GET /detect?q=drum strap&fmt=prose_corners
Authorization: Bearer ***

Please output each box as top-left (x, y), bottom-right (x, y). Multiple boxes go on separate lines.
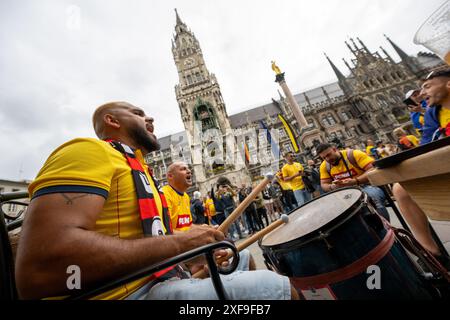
top-left (290, 228), bottom-right (395, 288)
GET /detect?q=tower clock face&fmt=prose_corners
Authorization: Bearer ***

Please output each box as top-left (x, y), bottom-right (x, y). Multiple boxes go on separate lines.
top-left (184, 57), bottom-right (195, 67)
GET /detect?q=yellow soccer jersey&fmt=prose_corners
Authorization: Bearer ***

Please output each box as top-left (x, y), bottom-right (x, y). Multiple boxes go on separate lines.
top-left (276, 172), bottom-right (293, 191)
top-left (162, 185), bottom-right (193, 231)
top-left (406, 135), bottom-right (419, 147)
top-left (320, 150), bottom-right (374, 181)
top-left (439, 108), bottom-right (450, 129)
top-left (205, 198), bottom-right (216, 217)
top-left (281, 162), bottom-right (305, 191)
top-left (29, 138), bottom-right (167, 300)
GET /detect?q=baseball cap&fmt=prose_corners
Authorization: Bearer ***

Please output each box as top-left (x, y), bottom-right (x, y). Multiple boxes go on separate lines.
top-left (404, 89), bottom-right (420, 100)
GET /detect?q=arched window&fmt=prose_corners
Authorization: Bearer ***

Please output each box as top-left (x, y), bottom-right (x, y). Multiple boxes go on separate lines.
top-left (321, 116), bottom-right (330, 127)
top-left (187, 74), bottom-right (193, 85)
top-left (376, 95), bottom-right (389, 108)
top-left (327, 114), bottom-right (336, 125)
top-left (390, 91), bottom-right (403, 104)
top-left (340, 111), bottom-right (350, 121)
top-left (196, 72), bottom-right (202, 82)
top-left (363, 100), bottom-right (373, 110)
top-left (364, 81), bottom-right (370, 89)
top-left (307, 118), bottom-right (316, 127)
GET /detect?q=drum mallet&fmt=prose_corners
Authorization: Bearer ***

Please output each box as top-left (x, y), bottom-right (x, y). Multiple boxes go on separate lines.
top-left (192, 214), bottom-right (289, 279)
top-left (217, 172), bottom-right (274, 234)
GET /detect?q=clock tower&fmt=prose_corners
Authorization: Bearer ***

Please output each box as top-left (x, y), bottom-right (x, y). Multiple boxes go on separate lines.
top-left (172, 9), bottom-right (231, 136)
top-left (171, 9), bottom-right (251, 193)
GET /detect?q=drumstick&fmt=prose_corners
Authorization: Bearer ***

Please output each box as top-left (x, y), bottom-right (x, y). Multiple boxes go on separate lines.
top-left (192, 214), bottom-right (289, 279)
top-left (218, 173), bottom-right (274, 234)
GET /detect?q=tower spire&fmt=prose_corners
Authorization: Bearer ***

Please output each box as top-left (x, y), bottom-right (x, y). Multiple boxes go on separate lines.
top-left (384, 34), bottom-right (409, 61)
top-left (345, 40), bottom-right (356, 56)
top-left (343, 58), bottom-right (355, 76)
top-left (380, 46), bottom-right (394, 63)
top-left (325, 53), bottom-right (346, 81)
top-left (357, 37), bottom-right (370, 54)
top-left (175, 8), bottom-right (183, 25)
top-left (324, 53), bottom-right (352, 96)
top-left (384, 34), bottom-right (420, 73)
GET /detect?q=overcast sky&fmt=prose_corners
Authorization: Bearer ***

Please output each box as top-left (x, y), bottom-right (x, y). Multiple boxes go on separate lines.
top-left (0, 0), bottom-right (446, 182)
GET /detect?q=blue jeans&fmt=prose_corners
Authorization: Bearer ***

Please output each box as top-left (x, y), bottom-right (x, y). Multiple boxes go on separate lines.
top-left (225, 206), bottom-right (242, 238)
top-left (313, 184), bottom-right (325, 196)
top-left (362, 185), bottom-right (390, 222)
top-left (293, 189), bottom-right (312, 208)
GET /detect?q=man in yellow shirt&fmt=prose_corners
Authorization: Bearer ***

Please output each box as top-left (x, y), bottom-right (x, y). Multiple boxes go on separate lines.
top-left (275, 170), bottom-right (297, 212)
top-left (281, 152), bottom-right (311, 207)
top-left (393, 128), bottom-right (419, 151)
top-left (15, 101), bottom-right (296, 300)
top-left (365, 139), bottom-right (376, 156)
top-left (204, 193), bottom-right (217, 225)
top-left (162, 162), bottom-right (194, 231)
top-left (317, 143), bottom-right (390, 221)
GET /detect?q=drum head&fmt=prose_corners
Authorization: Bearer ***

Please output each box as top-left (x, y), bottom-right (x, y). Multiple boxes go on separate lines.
top-left (261, 188), bottom-right (363, 247)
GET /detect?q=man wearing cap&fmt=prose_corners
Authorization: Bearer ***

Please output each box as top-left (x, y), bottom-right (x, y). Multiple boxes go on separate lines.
top-left (392, 68), bottom-right (450, 270)
top-left (420, 69), bottom-right (450, 144)
top-left (404, 89), bottom-right (427, 136)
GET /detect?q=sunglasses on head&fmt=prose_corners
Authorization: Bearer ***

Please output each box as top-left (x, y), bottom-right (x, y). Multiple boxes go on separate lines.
top-left (425, 69), bottom-right (450, 80)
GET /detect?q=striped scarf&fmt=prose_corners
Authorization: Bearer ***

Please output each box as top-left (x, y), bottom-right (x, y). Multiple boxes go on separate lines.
top-left (107, 140), bottom-right (172, 236)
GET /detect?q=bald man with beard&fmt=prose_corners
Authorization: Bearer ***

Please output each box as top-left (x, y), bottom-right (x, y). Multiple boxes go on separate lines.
top-left (162, 162), bottom-right (194, 231)
top-left (16, 101), bottom-right (298, 300)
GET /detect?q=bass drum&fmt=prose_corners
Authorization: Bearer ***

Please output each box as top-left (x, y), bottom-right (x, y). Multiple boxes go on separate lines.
top-left (259, 188), bottom-right (435, 300)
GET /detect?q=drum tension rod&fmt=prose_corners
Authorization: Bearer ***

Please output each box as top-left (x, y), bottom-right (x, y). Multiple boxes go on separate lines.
top-left (319, 231), bottom-right (333, 250)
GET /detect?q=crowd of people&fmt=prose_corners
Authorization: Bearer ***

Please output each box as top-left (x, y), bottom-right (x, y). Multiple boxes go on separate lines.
top-left (13, 68), bottom-right (450, 300)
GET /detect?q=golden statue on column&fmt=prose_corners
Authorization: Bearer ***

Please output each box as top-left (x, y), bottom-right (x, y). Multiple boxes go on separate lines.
top-left (271, 61), bottom-right (282, 75)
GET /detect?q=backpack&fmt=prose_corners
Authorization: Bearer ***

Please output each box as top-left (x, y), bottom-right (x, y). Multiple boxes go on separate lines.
top-left (325, 149), bottom-right (363, 178)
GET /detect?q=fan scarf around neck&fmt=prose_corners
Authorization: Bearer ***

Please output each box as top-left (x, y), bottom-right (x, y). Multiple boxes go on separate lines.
top-left (106, 140), bottom-right (172, 237)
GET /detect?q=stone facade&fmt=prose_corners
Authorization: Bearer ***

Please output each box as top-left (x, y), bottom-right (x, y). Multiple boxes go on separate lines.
top-left (145, 12), bottom-right (446, 195)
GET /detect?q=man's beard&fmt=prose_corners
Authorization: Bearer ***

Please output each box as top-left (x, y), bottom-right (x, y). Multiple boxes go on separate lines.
top-left (329, 156), bottom-right (341, 166)
top-left (128, 126), bottom-right (160, 153)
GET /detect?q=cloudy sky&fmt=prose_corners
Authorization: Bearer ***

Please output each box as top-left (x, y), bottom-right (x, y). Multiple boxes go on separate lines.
top-left (0, 0), bottom-right (445, 182)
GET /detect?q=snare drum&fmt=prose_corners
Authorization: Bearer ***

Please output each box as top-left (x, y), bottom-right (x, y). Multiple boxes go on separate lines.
top-left (259, 188), bottom-right (435, 300)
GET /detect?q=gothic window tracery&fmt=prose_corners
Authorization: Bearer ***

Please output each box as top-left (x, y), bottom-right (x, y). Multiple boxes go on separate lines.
top-left (193, 102), bottom-right (218, 131)
top-left (376, 95), bottom-right (389, 108)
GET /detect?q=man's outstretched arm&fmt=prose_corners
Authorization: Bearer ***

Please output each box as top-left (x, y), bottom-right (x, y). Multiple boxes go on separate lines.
top-left (15, 192), bottom-right (223, 299)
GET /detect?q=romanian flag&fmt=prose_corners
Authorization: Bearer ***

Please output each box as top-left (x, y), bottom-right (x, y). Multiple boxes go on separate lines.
top-left (278, 114), bottom-right (299, 152)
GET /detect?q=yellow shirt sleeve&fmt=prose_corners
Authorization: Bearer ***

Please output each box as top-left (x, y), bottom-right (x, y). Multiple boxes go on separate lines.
top-left (281, 165), bottom-right (289, 180)
top-left (439, 107), bottom-right (450, 129)
top-left (29, 138), bottom-right (115, 197)
top-left (407, 135), bottom-right (419, 147)
top-left (353, 149), bottom-right (375, 170)
top-left (162, 186), bottom-right (175, 220)
top-left (319, 161), bottom-right (331, 180)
